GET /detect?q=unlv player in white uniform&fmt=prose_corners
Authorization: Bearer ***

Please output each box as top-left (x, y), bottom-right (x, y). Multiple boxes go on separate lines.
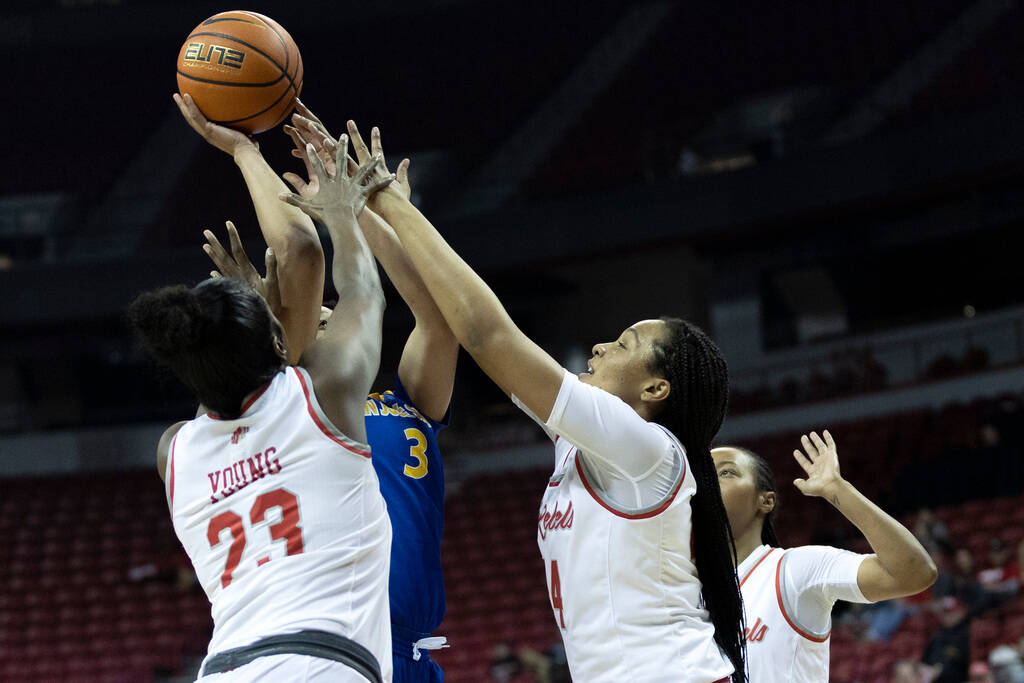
top-left (319, 122), bottom-right (747, 682)
top-left (713, 431), bottom-right (938, 682)
top-left (131, 140), bottom-right (396, 681)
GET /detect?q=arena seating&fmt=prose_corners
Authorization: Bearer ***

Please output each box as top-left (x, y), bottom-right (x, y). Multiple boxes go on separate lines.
top-left (1, 392), bottom-right (1021, 681)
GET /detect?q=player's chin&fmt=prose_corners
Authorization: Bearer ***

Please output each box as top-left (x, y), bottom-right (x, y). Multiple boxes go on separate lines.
top-left (577, 371), bottom-right (594, 384)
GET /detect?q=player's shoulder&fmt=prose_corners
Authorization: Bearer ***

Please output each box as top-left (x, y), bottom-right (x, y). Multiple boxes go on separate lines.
top-left (156, 421), bottom-right (188, 482)
top-left (783, 544), bottom-right (854, 565)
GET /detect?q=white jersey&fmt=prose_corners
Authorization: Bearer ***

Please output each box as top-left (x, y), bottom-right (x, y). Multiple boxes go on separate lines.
top-left (738, 544), bottom-right (871, 683)
top-left (167, 366), bottom-right (393, 681)
top-left (524, 370), bottom-right (733, 683)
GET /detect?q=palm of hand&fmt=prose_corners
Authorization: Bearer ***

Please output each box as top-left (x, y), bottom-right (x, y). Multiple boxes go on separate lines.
top-left (793, 430), bottom-right (843, 498)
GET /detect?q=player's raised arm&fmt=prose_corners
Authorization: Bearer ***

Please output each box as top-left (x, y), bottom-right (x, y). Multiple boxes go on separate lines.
top-left (281, 137), bottom-right (394, 443)
top-left (287, 109), bottom-right (457, 422)
top-left (328, 121), bottom-right (563, 421)
top-left (173, 93), bottom-right (324, 363)
top-left (792, 430), bottom-right (938, 601)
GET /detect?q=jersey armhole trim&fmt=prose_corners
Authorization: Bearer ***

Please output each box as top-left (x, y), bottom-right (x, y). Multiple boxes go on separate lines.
top-left (574, 445), bottom-right (687, 520)
top-left (168, 433), bottom-right (178, 510)
top-left (292, 366), bottom-right (372, 459)
top-left (775, 550), bottom-right (831, 642)
top-left (740, 547), bottom-right (777, 587)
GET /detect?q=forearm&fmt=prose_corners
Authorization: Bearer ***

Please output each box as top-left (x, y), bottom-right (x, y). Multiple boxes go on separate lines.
top-left (374, 194), bottom-right (513, 354)
top-left (234, 147), bottom-right (322, 264)
top-left (234, 147), bottom-right (324, 360)
top-left (325, 209), bottom-right (384, 308)
top-left (827, 480), bottom-right (937, 593)
top-left (358, 208), bottom-right (452, 334)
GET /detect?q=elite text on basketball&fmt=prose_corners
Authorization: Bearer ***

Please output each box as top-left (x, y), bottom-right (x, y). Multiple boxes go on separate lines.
top-left (183, 42), bottom-right (245, 70)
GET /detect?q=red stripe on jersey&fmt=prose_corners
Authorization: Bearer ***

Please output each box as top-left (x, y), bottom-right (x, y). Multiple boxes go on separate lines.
top-left (169, 434), bottom-right (178, 508)
top-left (740, 547), bottom-right (777, 587)
top-left (574, 449), bottom-right (687, 520)
top-left (292, 367), bottom-right (371, 458)
top-left (775, 551), bottom-right (830, 642)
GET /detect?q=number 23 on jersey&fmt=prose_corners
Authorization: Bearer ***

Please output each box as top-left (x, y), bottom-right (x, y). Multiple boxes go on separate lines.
top-left (207, 487), bottom-right (304, 587)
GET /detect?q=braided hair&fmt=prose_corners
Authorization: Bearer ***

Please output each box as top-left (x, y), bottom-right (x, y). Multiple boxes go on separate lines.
top-left (127, 278), bottom-right (285, 419)
top-left (649, 316), bottom-right (747, 682)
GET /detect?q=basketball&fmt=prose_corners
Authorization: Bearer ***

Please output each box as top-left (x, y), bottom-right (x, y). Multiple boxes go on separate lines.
top-left (176, 11), bottom-right (303, 135)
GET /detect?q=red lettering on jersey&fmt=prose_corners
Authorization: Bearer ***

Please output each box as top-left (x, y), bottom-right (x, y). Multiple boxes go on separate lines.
top-left (223, 466), bottom-right (236, 490)
top-left (208, 470), bottom-right (221, 495)
top-left (233, 461), bottom-right (248, 486)
top-left (538, 501), bottom-right (574, 540)
top-left (266, 447), bottom-right (282, 474)
top-left (230, 426), bottom-right (249, 444)
top-left (743, 617), bottom-right (768, 642)
top-left (248, 453), bottom-right (266, 480)
top-left (205, 447), bottom-right (281, 505)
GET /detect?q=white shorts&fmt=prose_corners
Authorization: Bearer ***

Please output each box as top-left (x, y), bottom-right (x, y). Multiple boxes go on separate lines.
top-left (198, 653), bottom-right (374, 682)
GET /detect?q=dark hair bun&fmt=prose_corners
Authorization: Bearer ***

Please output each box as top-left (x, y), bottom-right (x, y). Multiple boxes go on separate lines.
top-left (127, 285), bottom-right (210, 358)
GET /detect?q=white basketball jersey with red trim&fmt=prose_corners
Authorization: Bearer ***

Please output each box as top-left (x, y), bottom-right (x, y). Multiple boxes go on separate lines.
top-left (739, 546), bottom-right (829, 683)
top-left (168, 366), bottom-right (392, 679)
top-left (537, 432), bottom-right (733, 683)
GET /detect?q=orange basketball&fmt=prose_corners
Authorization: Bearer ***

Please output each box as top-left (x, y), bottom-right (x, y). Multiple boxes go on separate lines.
top-left (176, 11), bottom-right (303, 135)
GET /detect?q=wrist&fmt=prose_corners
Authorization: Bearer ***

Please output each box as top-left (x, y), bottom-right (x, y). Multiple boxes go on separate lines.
top-left (822, 478), bottom-right (854, 505)
top-left (232, 144), bottom-right (262, 164)
top-left (373, 189), bottom-right (409, 215)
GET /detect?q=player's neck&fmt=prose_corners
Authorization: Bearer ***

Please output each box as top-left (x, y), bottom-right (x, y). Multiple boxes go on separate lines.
top-left (733, 524), bottom-right (766, 568)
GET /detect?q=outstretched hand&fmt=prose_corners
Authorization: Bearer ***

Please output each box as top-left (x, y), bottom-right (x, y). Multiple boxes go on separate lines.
top-left (173, 93), bottom-right (257, 157)
top-left (792, 430), bottom-right (845, 499)
top-left (282, 101), bottom-right (412, 202)
top-left (202, 221), bottom-right (282, 318)
top-left (279, 134), bottom-right (395, 223)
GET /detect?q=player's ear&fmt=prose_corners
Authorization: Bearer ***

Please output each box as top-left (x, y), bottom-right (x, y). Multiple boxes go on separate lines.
top-left (759, 491), bottom-right (777, 515)
top-left (641, 378), bottom-right (670, 404)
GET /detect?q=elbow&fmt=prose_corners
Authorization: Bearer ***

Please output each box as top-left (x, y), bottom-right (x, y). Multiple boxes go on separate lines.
top-left (281, 230), bottom-right (324, 265)
top-left (920, 557), bottom-right (939, 590)
top-left (459, 324), bottom-right (502, 359)
top-left (903, 555), bottom-right (939, 595)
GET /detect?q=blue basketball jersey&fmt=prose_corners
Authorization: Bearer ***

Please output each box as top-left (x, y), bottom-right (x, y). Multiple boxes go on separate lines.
top-left (364, 375), bottom-right (448, 637)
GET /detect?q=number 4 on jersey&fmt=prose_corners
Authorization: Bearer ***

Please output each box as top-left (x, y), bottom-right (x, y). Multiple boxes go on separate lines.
top-left (550, 559), bottom-right (566, 628)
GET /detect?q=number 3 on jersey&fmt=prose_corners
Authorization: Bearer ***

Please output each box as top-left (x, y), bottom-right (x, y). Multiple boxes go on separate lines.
top-left (403, 428), bottom-right (429, 479)
top-left (207, 487), bottom-right (304, 588)
top-left (549, 559), bottom-right (566, 628)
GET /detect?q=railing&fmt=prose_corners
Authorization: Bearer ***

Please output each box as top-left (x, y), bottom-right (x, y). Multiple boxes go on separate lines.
top-left (729, 306), bottom-right (1024, 413)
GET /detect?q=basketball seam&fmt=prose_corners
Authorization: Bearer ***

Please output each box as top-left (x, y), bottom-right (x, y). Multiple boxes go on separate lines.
top-left (180, 15), bottom-right (302, 131)
top-left (202, 17), bottom-right (260, 26)
top-left (237, 12), bottom-right (302, 129)
top-left (209, 79), bottom-right (297, 125)
top-left (176, 69), bottom-right (282, 88)
top-left (242, 12), bottom-right (302, 85)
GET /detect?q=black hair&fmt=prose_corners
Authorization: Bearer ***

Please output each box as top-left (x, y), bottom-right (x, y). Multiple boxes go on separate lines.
top-left (649, 316), bottom-right (746, 682)
top-left (732, 447), bottom-right (781, 547)
top-left (127, 278), bottom-right (285, 419)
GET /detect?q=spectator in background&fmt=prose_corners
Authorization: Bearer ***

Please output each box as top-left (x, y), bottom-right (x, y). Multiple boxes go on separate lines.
top-left (891, 658), bottom-right (939, 683)
top-left (519, 642), bottom-right (570, 683)
top-left (978, 538), bottom-right (1022, 606)
top-left (970, 661), bottom-right (996, 683)
top-left (488, 642), bottom-right (522, 682)
top-left (989, 644), bottom-right (1024, 683)
top-left (934, 548), bottom-right (988, 612)
top-left (922, 596), bottom-right (972, 683)
top-left (913, 508), bottom-right (952, 556)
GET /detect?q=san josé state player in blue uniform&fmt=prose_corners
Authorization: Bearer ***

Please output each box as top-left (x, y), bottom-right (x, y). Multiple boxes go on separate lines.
top-left (195, 99), bottom-right (458, 682)
top-left (286, 108), bottom-right (458, 683)
top-left (314, 204), bottom-right (456, 683)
